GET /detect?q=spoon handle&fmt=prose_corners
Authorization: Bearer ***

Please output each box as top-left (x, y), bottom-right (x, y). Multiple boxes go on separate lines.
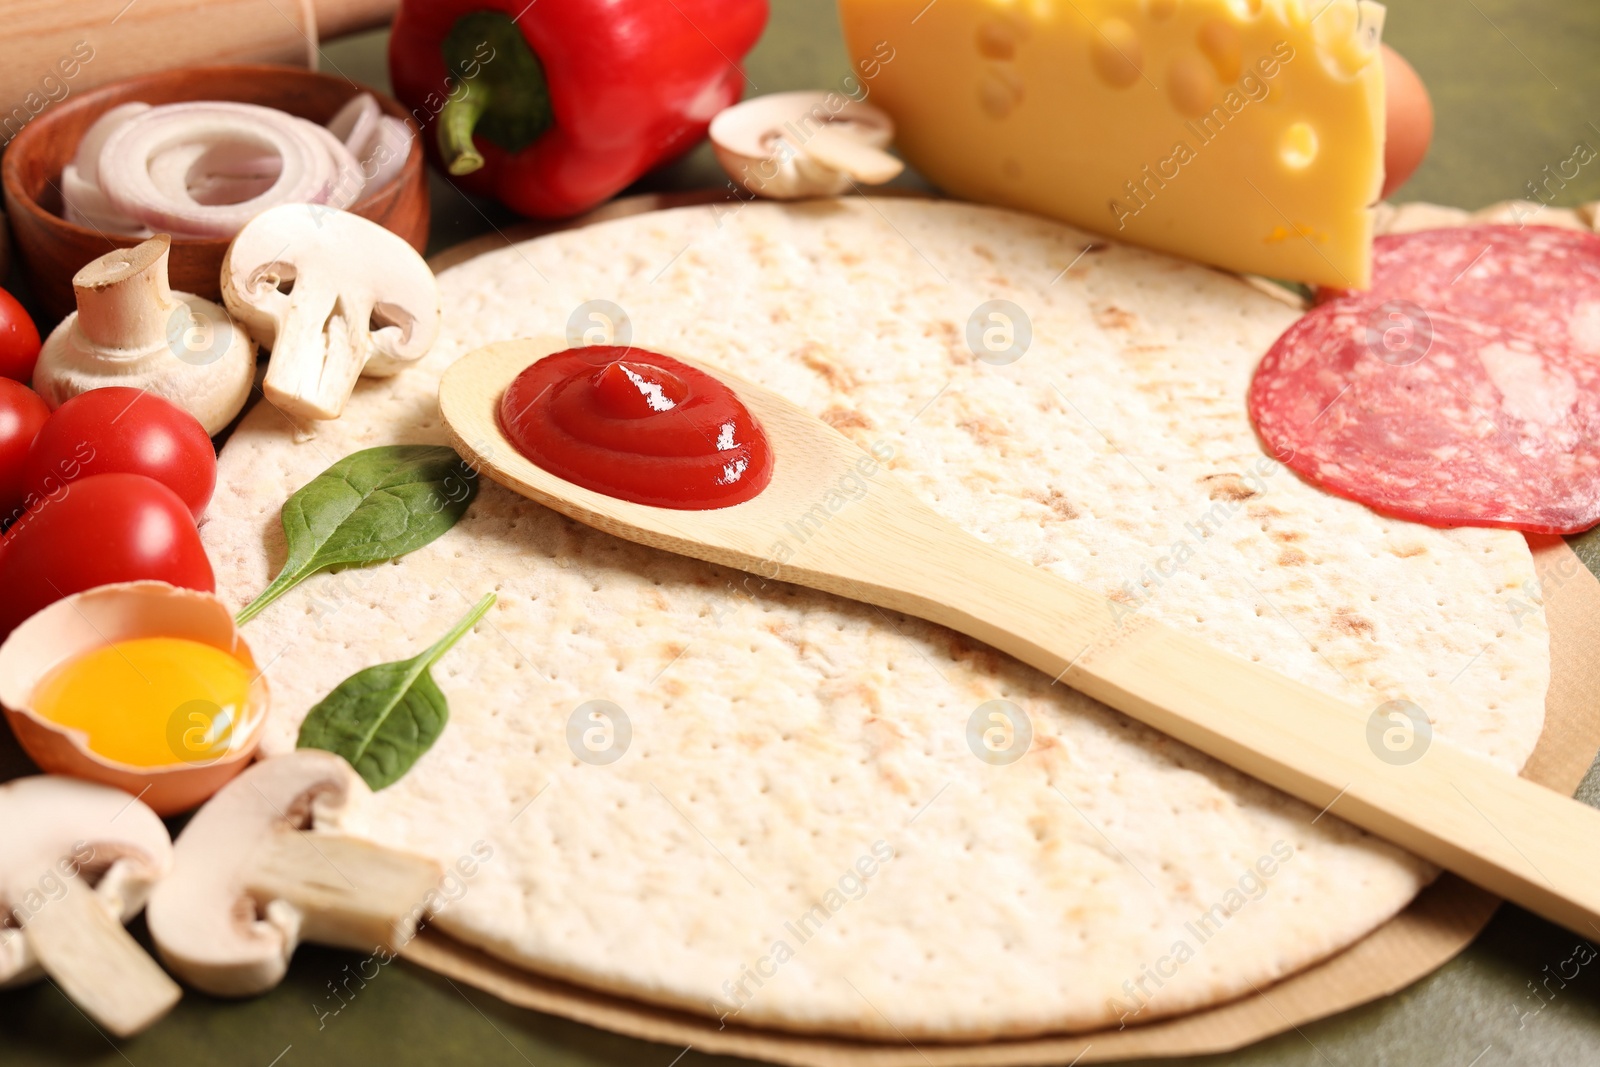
top-left (789, 486), bottom-right (1600, 937)
top-left (437, 338), bottom-right (1599, 936)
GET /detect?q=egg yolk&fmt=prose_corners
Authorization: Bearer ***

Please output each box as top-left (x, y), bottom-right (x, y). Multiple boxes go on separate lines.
top-left (32, 637), bottom-right (252, 768)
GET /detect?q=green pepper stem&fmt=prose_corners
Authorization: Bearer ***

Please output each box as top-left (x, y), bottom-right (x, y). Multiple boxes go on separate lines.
top-left (438, 87), bottom-right (491, 176)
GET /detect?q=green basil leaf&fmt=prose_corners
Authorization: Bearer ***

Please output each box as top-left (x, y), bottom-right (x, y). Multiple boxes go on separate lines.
top-left (237, 445), bottom-right (480, 625)
top-left (297, 593), bottom-right (495, 790)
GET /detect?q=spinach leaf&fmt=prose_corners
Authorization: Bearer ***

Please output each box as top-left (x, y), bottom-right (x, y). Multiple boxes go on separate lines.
top-left (237, 445), bottom-right (479, 625)
top-left (297, 593), bottom-right (496, 790)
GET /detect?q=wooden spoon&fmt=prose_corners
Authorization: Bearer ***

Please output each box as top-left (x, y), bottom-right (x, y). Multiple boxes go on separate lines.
top-left (441, 337), bottom-right (1600, 938)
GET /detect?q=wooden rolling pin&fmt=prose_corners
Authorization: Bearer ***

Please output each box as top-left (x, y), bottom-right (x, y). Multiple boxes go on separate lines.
top-left (0, 0), bottom-right (398, 136)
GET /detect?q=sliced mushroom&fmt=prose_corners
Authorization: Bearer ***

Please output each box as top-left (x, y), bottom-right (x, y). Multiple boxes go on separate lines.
top-left (0, 776), bottom-right (180, 1037)
top-left (710, 91), bottom-right (902, 200)
top-left (33, 235), bottom-right (256, 435)
top-left (221, 204), bottom-right (440, 422)
top-left (146, 750), bottom-right (441, 997)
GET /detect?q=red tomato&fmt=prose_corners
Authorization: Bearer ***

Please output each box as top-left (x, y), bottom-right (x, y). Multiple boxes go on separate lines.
top-left (21, 387), bottom-right (216, 520)
top-left (0, 378), bottom-right (50, 523)
top-left (0, 287), bottom-right (41, 383)
top-left (0, 473), bottom-right (215, 642)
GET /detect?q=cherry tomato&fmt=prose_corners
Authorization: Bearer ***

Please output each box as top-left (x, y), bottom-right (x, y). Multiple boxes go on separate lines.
top-left (0, 473), bottom-right (215, 642)
top-left (21, 387), bottom-right (216, 520)
top-left (0, 378), bottom-right (50, 524)
top-left (0, 287), bottom-right (41, 383)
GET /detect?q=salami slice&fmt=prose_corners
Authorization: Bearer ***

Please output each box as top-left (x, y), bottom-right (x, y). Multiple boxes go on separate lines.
top-left (1250, 225), bottom-right (1600, 535)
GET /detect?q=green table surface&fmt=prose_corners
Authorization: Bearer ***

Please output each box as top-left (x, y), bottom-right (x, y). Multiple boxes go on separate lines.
top-left (5, 2), bottom-right (1600, 1064)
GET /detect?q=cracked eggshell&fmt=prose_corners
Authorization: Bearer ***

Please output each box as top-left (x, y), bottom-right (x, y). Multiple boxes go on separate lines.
top-left (0, 582), bottom-right (269, 815)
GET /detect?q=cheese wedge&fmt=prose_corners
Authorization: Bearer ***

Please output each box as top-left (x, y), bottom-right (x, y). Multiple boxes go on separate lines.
top-left (840, 0), bottom-right (1386, 288)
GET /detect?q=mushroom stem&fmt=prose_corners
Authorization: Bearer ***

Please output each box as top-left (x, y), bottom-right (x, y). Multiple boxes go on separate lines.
top-left (222, 204), bottom-right (440, 424)
top-left (23, 869), bottom-right (181, 1038)
top-left (71, 235), bottom-right (182, 354)
top-left (147, 751), bottom-right (443, 998)
top-left (260, 290), bottom-right (372, 421)
top-left (796, 126), bottom-right (904, 185)
top-left (243, 831), bottom-right (441, 954)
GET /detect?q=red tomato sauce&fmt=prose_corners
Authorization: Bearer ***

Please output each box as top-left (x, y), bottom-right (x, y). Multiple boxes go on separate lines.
top-left (498, 346), bottom-right (773, 510)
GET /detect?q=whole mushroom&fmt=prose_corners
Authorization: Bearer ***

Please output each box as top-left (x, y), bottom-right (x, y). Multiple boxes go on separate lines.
top-left (0, 776), bottom-right (180, 1037)
top-left (222, 205), bottom-right (440, 422)
top-left (146, 750), bottom-right (440, 997)
top-left (32, 235), bottom-right (255, 435)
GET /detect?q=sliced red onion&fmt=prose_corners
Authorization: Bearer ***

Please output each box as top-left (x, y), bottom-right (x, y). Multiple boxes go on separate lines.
top-left (63, 97), bottom-right (408, 239)
top-left (152, 141), bottom-right (282, 207)
top-left (61, 103), bottom-right (156, 234)
top-left (73, 102), bottom-right (151, 187)
top-left (360, 117), bottom-right (414, 193)
top-left (328, 93), bottom-right (381, 156)
top-left (328, 94), bottom-right (412, 201)
top-left (61, 162), bottom-right (153, 237)
top-left (95, 102), bottom-right (360, 238)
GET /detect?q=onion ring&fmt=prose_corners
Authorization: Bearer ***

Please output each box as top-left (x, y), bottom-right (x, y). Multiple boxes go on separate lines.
top-left (327, 93), bottom-right (381, 156)
top-left (93, 102), bottom-right (362, 239)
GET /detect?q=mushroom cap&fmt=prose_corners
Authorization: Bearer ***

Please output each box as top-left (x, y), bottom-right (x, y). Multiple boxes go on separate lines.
top-left (145, 749), bottom-right (365, 997)
top-left (221, 203), bottom-right (440, 373)
top-left (0, 776), bottom-right (171, 987)
top-left (710, 91), bottom-right (897, 200)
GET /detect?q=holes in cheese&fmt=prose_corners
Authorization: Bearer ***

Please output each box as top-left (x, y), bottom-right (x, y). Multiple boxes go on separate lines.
top-left (1198, 19), bottom-right (1243, 81)
top-left (975, 18), bottom-right (1023, 60)
top-left (1168, 53), bottom-right (1220, 117)
top-left (1281, 122), bottom-right (1319, 168)
top-left (980, 65), bottom-right (1027, 119)
top-left (1090, 19), bottom-right (1144, 89)
top-left (840, 0), bottom-right (1385, 288)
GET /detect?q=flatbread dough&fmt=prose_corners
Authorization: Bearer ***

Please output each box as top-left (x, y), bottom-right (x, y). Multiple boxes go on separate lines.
top-left (202, 199), bottom-right (1547, 1040)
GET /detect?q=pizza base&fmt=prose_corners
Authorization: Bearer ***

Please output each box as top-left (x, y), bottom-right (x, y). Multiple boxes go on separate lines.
top-left (201, 199), bottom-right (1548, 1039)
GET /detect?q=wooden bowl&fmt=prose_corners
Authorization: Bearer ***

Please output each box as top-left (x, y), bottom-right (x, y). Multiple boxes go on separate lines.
top-left (2, 64), bottom-right (429, 322)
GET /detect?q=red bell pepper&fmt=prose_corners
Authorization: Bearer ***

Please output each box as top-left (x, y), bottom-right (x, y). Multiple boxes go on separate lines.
top-left (388, 0), bottom-right (768, 219)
